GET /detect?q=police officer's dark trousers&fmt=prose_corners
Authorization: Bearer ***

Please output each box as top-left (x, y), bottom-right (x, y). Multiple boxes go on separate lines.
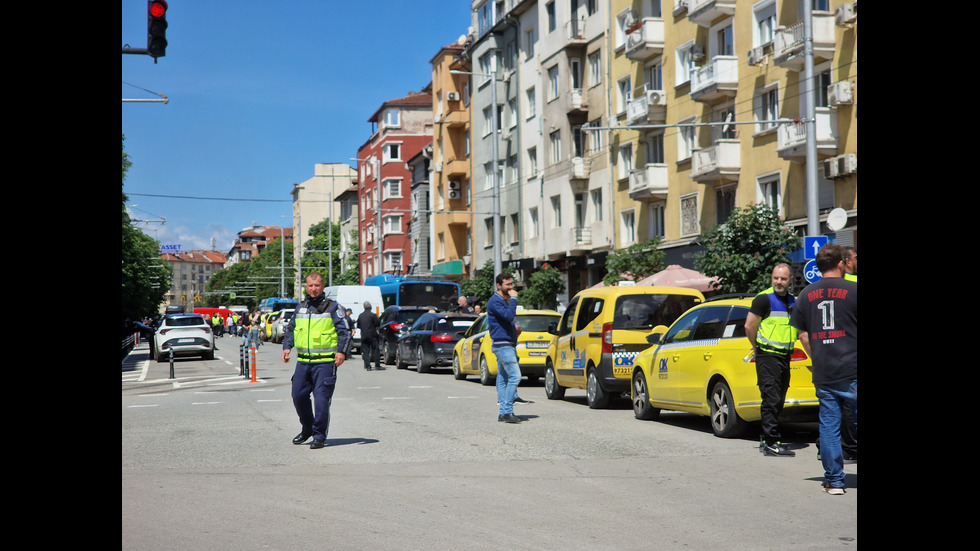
top-left (756, 351), bottom-right (791, 444)
top-left (291, 361), bottom-right (337, 442)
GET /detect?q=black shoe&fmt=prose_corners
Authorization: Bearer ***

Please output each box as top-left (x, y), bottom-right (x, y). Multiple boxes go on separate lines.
top-left (498, 413), bottom-right (522, 423)
top-left (292, 432), bottom-right (312, 445)
top-left (365, 367), bottom-right (373, 371)
top-left (513, 396), bottom-right (533, 404)
top-left (762, 442), bottom-right (796, 457)
top-left (375, 366), bottom-right (385, 370)
top-left (310, 439), bottom-right (325, 449)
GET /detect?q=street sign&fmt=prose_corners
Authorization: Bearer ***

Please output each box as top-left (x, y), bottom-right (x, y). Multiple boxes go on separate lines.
top-left (803, 236), bottom-right (828, 260)
top-left (804, 260), bottom-right (822, 283)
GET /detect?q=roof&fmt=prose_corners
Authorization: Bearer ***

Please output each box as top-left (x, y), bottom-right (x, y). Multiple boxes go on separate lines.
top-left (368, 91), bottom-right (433, 123)
top-left (161, 249), bottom-right (228, 264)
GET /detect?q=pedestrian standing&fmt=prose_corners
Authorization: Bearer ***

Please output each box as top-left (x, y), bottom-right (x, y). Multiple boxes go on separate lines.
top-left (456, 295), bottom-right (475, 314)
top-left (745, 263), bottom-right (798, 457)
top-left (248, 310), bottom-right (262, 349)
top-left (281, 273), bottom-right (351, 449)
top-left (790, 244), bottom-right (858, 495)
top-left (357, 301), bottom-right (383, 371)
top-left (487, 273), bottom-right (522, 424)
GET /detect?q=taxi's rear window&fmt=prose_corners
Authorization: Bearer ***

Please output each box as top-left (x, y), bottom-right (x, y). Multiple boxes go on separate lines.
top-left (613, 294), bottom-right (700, 330)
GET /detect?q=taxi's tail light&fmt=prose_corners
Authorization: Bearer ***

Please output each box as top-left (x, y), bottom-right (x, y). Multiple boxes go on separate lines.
top-left (391, 323), bottom-right (405, 332)
top-left (790, 347), bottom-right (808, 361)
top-left (601, 322), bottom-right (613, 354)
top-left (431, 334), bottom-right (453, 342)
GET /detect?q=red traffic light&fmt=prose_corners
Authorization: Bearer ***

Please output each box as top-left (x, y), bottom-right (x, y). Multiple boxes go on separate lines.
top-left (149, 1), bottom-right (168, 18)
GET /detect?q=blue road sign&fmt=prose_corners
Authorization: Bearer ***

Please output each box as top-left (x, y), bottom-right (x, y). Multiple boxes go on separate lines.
top-left (803, 236), bottom-right (828, 260)
top-left (804, 259), bottom-right (822, 283)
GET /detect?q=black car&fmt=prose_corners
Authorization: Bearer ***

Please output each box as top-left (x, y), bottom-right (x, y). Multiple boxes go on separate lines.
top-left (395, 312), bottom-right (478, 373)
top-left (379, 306), bottom-right (432, 365)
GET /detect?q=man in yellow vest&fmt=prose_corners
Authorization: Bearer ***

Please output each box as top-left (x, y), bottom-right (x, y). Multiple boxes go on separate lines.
top-left (843, 246), bottom-right (857, 282)
top-left (745, 263), bottom-right (798, 457)
top-left (281, 272), bottom-right (351, 449)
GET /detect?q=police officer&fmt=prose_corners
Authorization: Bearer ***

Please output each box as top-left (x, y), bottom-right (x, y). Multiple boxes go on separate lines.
top-left (281, 272), bottom-right (351, 449)
top-left (745, 263), bottom-right (798, 457)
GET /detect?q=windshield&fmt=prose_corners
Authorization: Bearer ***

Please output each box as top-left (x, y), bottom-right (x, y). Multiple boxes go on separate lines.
top-left (399, 283), bottom-right (458, 311)
top-left (613, 294), bottom-right (700, 330)
top-left (517, 315), bottom-right (560, 332)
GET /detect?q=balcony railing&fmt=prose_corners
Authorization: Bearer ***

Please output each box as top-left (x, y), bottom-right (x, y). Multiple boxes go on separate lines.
top-left (687, 0), bottom-right (736, 27)
top-left (625, 17), bottom-right (664, 61)
top-left (690, 140), bottom-right (740, 183)
top-left (628, 164), bottom-right (669, 200)
top-left (773, 14), bottom-right (836, 71)
top-left (571, 156), bottom-right (592, 180)
top-left (776, 111), bottom-right (838, 160)
top-left (690, 56), bottom-right (738, 103)
top-left (573, 226), bottom-right (592, 245)
top-left (567, 88), bottom-right (588, 113)
top-left (626, 87), bottom-right (667, 126)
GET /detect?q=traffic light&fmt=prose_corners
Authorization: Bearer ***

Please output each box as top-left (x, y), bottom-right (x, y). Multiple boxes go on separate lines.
top-left (147, 0), bottom-right (169, 59)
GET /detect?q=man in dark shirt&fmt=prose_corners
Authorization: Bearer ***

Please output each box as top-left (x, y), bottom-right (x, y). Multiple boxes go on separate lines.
top-left (356, 301), bottom-right (383, 371)
top-left (790, 244), bottom-right (857, 495)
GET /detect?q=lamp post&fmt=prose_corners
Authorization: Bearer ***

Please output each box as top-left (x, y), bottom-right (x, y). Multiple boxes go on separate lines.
top-left (450, 69), bottom-right (501, 278)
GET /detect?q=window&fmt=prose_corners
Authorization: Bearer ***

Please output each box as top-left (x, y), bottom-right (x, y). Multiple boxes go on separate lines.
top-left (758, 174), bottom-right (782, 216)
top-left (383, 143), bottom-right (401, 162)
top-left (815, 67), bottom-right (832, 108)
top-left (590, 189), bottom-right (603, 222)
top-left (546, 1), bottom-right (556, 32)
top-left (548, 66), bottom-right (559, 101)
top-left (648, 202), bottom-right (665, 238)
top-left (716, 185), bottom-right (736, 225)
top-left (588, 51), bottom-right (602, 87)
top-left (483, 107), bottom-right (494, 136)
top-left (525, 87), bottom-right (536, 119)
top-left (646, 132), bottom-right (664, 164)
top-left (588, 118), bottom-right (603, 152)
top-left (572, 125), bottom-right (584, 157)
top-left (715, 105), bottom-right (736, 140)
top-left (525, 27), bottom-right (536, 57)
top-left (507, 154), bottom-right (518, 185)
top-left (551, 195), bottom-right (562, 228)
top-left (617, 142), bottom-right (633, 181)
top-left (384, 109), bottom-right (400, 127)
top-left (643, 61), bottom-right (663, 91)
top-left (384, 251), bottom-right (402, 272)
top-left (714, 23), bottom-right (733, 56)
top-left (620, 209), bottom-right (636, 247)
top-left (754, 84), bottom-right (779, 133)
top-left (570, 58), bottom-right (582, 90)
top-left (617, 75), bottom-right (632, 113)
top-left (680, 192), bottom-right (699, 237)
top-left (510, 214), bottom-right (520, 244)
top-left (528, 207), bottom-right (539, 237)
top-left (508, 98), bottom-right (517, 129)
top-left (753, 0), bottom-right (776, 47)
top-left (527, 147), bottom-right (538, 177)
top-left (550, 130), bottom-right (562, 165)
top-left (383, 215), bottom-right (402, 233)
top-left (478, 51), bottom-right (496, 86)
top-left (478, 1), bottom-right (496, 36)
top-left (675, 41), bottom-right (697, 86)
top-left (615, 10), bottom-right (630, 49)
top-left (677, 117), bottom-right (696, 160)
top-left (484, 162), bottom-right (497, 190)
top-left (383, 178), bottom-right (402, 199)
top-left (484, 218), bottom-right (494, 247)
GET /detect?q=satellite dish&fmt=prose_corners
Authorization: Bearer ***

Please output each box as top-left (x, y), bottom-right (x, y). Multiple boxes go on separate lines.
top-left (826, 207), bottom-right (848, 232)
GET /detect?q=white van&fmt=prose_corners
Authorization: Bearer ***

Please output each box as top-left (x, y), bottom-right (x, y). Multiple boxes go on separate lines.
top-left (324, 285), bottom-right (384, 354)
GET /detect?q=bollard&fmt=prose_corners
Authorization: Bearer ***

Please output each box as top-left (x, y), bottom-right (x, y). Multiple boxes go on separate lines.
top-left (134, 331), bottom-right (140, 346)
top-left (240, 343), bottom-right (246, 377)
top-left (250, 345), bottom-right (257, 383)
top-left (169, 347), bottom-right (175, 379)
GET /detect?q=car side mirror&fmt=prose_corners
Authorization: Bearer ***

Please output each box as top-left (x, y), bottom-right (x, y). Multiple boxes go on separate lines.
top-left (547, 322), bottom-right (558, 335)
top-left (646, 333), bottom-right (663, 345)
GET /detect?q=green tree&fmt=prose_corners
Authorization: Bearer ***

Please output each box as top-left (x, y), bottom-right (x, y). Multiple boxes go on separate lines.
top-left (602, 238), bottom-right (666, 286)
top-left (519, 263), bottom-right (565, 310)
top-left (694, 203), bottom-right (802, 294)
top-left (121, 134), bottom-right (170, 329)
top-left (460, 260), bottom-right (513, 307)
top-left (301, 219), bottom-right (350, 284)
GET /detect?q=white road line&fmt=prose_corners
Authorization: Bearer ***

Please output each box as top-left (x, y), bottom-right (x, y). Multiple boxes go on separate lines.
top-left (382, 397), bottom-right (413, 400)
top-left (127, 404), bottom-right (159, 408)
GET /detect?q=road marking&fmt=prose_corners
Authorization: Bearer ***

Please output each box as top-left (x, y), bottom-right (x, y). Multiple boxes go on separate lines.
top-left (256, 399), bottom-right (283, 402)
top-left (448, 396), bottom-right (478, 399)
top-left (192, 402), bottom-right (222, 405)
top-left (409, 385), bottom-right (432, 389)
top-left (357, 386), bottom-right (382, 389)
top-left (127, 404), bottom-right (159, 408)
top-left (382, 397), bottom-right (412, 400)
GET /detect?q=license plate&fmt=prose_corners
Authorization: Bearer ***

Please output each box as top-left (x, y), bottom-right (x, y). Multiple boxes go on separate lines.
top-left (526, 341), bottom-right (549, 349)
top-left (178, 338), bottom-right (195, 343)
top-left (528, 351), bottom-right (546, 357)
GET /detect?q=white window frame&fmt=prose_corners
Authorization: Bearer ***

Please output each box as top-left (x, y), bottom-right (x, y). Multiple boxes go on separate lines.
top-left (752, 0), bottom-right (777, 48)
top-left (548, 66), bottom-right (560, 102)
top-left (619, 209), bottom-right (636, 247)
top-left (675, 40), bottom-right (696, 87)
top-left (588, 50), bottom-right (602, 88)
top-left (551, 195), bottom-right (562, 228)
top-left (757, 172), bottom-right (783, 216)
top-left (383, 214), bottom-right (403, 234)
top-left (677, 116), bottom-right (696, 161)
top-left (617, 142), bottom-right (633, 181)
top-left (383, 251), bottom-right (402, 273)
top-left (383, 109), bottom-right (400, 128)
top-left (648, 201), bottom-right (665, 239)
top-left (550, 130), bottom-right (562, 165)
top-left (590, 189), bottom-right (603, 222)
top-left (484, 218), bottom-right (494, 247)
top-left (617, 75), bottom-right (632, 114)
top-left (525, 86), bottom-right (536, 119)
top-left (383, 142), bottom-right (401, 163)
top-left (754, 83), bottom-right (780, 134)
top-left (527, 147), bottom-right (538, 178)
top-left (383, 178), bottom-right (402, 200)
top-left (528, 207), bottom-right (539, 238)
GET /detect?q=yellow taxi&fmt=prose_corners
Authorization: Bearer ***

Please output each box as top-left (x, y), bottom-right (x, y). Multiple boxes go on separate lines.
top-left (452, 309), bottom-right (561, 385)
top-left (262, 311), bottom-right (281, 342)
top-left (544, 285), bottom-right (705, 408)
top-left (629, 295), bottom-right (818, 438)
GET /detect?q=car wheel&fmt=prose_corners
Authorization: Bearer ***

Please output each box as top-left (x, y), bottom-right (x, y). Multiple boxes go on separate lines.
top-left (631, 371), bottom-right (660, 420)
top-left (479, 356), bottom-right (494, 386)
top-left (544, 362), bottom-right (565, 400)
top-left (154, 347), bottom-right (164, 363)
top-left (383, 340), bottom-right (394, 365)
top-left (417, 345), bottom-right (430, 373)
top-left (204, 349), bottom-right (214, 361)
top-left (453, 354), bottom-right (466, 380)
top-left (586, 368), bottom-right (611, 409)
top-left (709, 380), bottom-right (746, 438)
top-left (396, 346), bottom-right (408, 370)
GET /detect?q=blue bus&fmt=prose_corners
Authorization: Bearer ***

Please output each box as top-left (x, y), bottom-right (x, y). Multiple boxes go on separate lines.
top-left (258, 297), bottom-right (298, 314)
top-left (364, 275), bottom-right (460, 311)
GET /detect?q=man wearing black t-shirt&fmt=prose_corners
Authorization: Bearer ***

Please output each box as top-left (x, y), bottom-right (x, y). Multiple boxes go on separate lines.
top-left (790, 244), bottom-right (858, 496)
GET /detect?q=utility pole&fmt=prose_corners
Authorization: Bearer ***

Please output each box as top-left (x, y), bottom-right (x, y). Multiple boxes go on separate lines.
top-left (802, 1), bottom-right (821, 237)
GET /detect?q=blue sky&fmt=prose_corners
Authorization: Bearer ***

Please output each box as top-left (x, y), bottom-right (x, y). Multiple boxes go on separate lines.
top-left (122, 1), bottom-right (472, 253)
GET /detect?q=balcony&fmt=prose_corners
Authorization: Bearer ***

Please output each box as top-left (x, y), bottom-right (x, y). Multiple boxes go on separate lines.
top-left (443, 108), bottom-right (468, 129)
top-left (690, 140), bottom-right (740, 183)
top-left (564, 17), bottom-right (588, 48)
top-left (628, 164), bottom-right (669, 201)
top-left (776, 111), bottom-right (838, 161)
top-left (569, 226), bottom-right (592, 255)
top-left (625, 18), bottom-right (664, 61)
top-left (567, 88), bottom-right (588, 114)
top-left (570, 156), bottom-right (592, 181)
top-left (690, 56), bottom-right (738, 103)
top-left (626, 88), bottom-right (667, 126)
top-left (773, 14), bottom-right (836, 71)
top-left (687, 0), bottom-right (736, 28)
top-left (445, 156), bottom-right (469, 178)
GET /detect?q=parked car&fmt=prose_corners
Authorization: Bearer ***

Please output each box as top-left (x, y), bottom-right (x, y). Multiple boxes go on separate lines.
top-left (629, 295), bottom-right (818, 438)
top-left (271, 308), bottom-right (294, 344)
top-left (153, 313), bottom-right (215, 362)
top-left (452, 309), bottom-right (561, 385)
top-left (262, 311), bottom-right (281, 342)
top-left (395, 312), bottom-right (478, 372)
top-left (544, 285), bottom-right (705, 408)
top-left (379, 306), bottom-right (431, 365)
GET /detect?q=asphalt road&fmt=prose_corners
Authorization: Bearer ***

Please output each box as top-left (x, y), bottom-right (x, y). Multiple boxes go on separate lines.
top-left (123, 335), bottom-right (858, 550)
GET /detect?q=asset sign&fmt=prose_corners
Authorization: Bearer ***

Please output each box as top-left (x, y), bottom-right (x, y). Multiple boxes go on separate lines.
top-left (803, 236), bottom-right (828, 260)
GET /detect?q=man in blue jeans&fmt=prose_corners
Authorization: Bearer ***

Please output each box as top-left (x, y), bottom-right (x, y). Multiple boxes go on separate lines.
top-left (790, 244), bottom-right (857, 496)
top-left (487, 273), bottom-right (522, 424)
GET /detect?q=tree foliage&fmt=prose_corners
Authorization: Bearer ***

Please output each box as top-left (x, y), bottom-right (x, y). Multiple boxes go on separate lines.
top-left (518, 263), bottom-right (565, 310)
top-left (694, 203), bottom-right (802, 294)
top-left (302, 219), bottom-right (357, 285)
top-left (121, 134), bottom-right (170, 328)
top-left (459, 260), bottom-right (512, 307)
top-left (602, 238), bottom-right (666, 286)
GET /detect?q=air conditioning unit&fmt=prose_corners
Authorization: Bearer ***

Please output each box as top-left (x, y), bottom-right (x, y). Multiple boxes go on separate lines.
top-left (433, 162), bottom-right (442, 173)
top-left (448, 180), bottom-right (461, 191)
top-left (747, 46), bottom-right (765, 66)
top-left (828, 81), bottom-right (854, 106)
top-left (837, 153), bottom-right (857, 176)
top-left (447, 91), bottom-right (460, 101)
top-left (691, 44), bottom-right (705, 62)
top-left (835, 3), bottom-right (857, 26)
top-left (645, 90), bottom-right (666, 106)
top-left (822, 158), bottom-right (839, 179)
top-left (448, 189), bottom-right (461, 200)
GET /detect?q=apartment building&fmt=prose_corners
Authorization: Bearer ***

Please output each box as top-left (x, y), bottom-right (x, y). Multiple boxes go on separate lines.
top-left (290, 163), bottom-right (356, 296)
top-left (356, 90), bottom-right (434, 282)
top-left (335, 184), bottom-right (360, 278)
top-left (160, 249), bottom-right (227, 313)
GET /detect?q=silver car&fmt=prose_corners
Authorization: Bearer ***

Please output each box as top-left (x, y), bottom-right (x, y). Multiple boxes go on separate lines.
top-left (153, 314), bottom-right (215, 361)
top-left (271, 308), bottom-right (295, 344)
